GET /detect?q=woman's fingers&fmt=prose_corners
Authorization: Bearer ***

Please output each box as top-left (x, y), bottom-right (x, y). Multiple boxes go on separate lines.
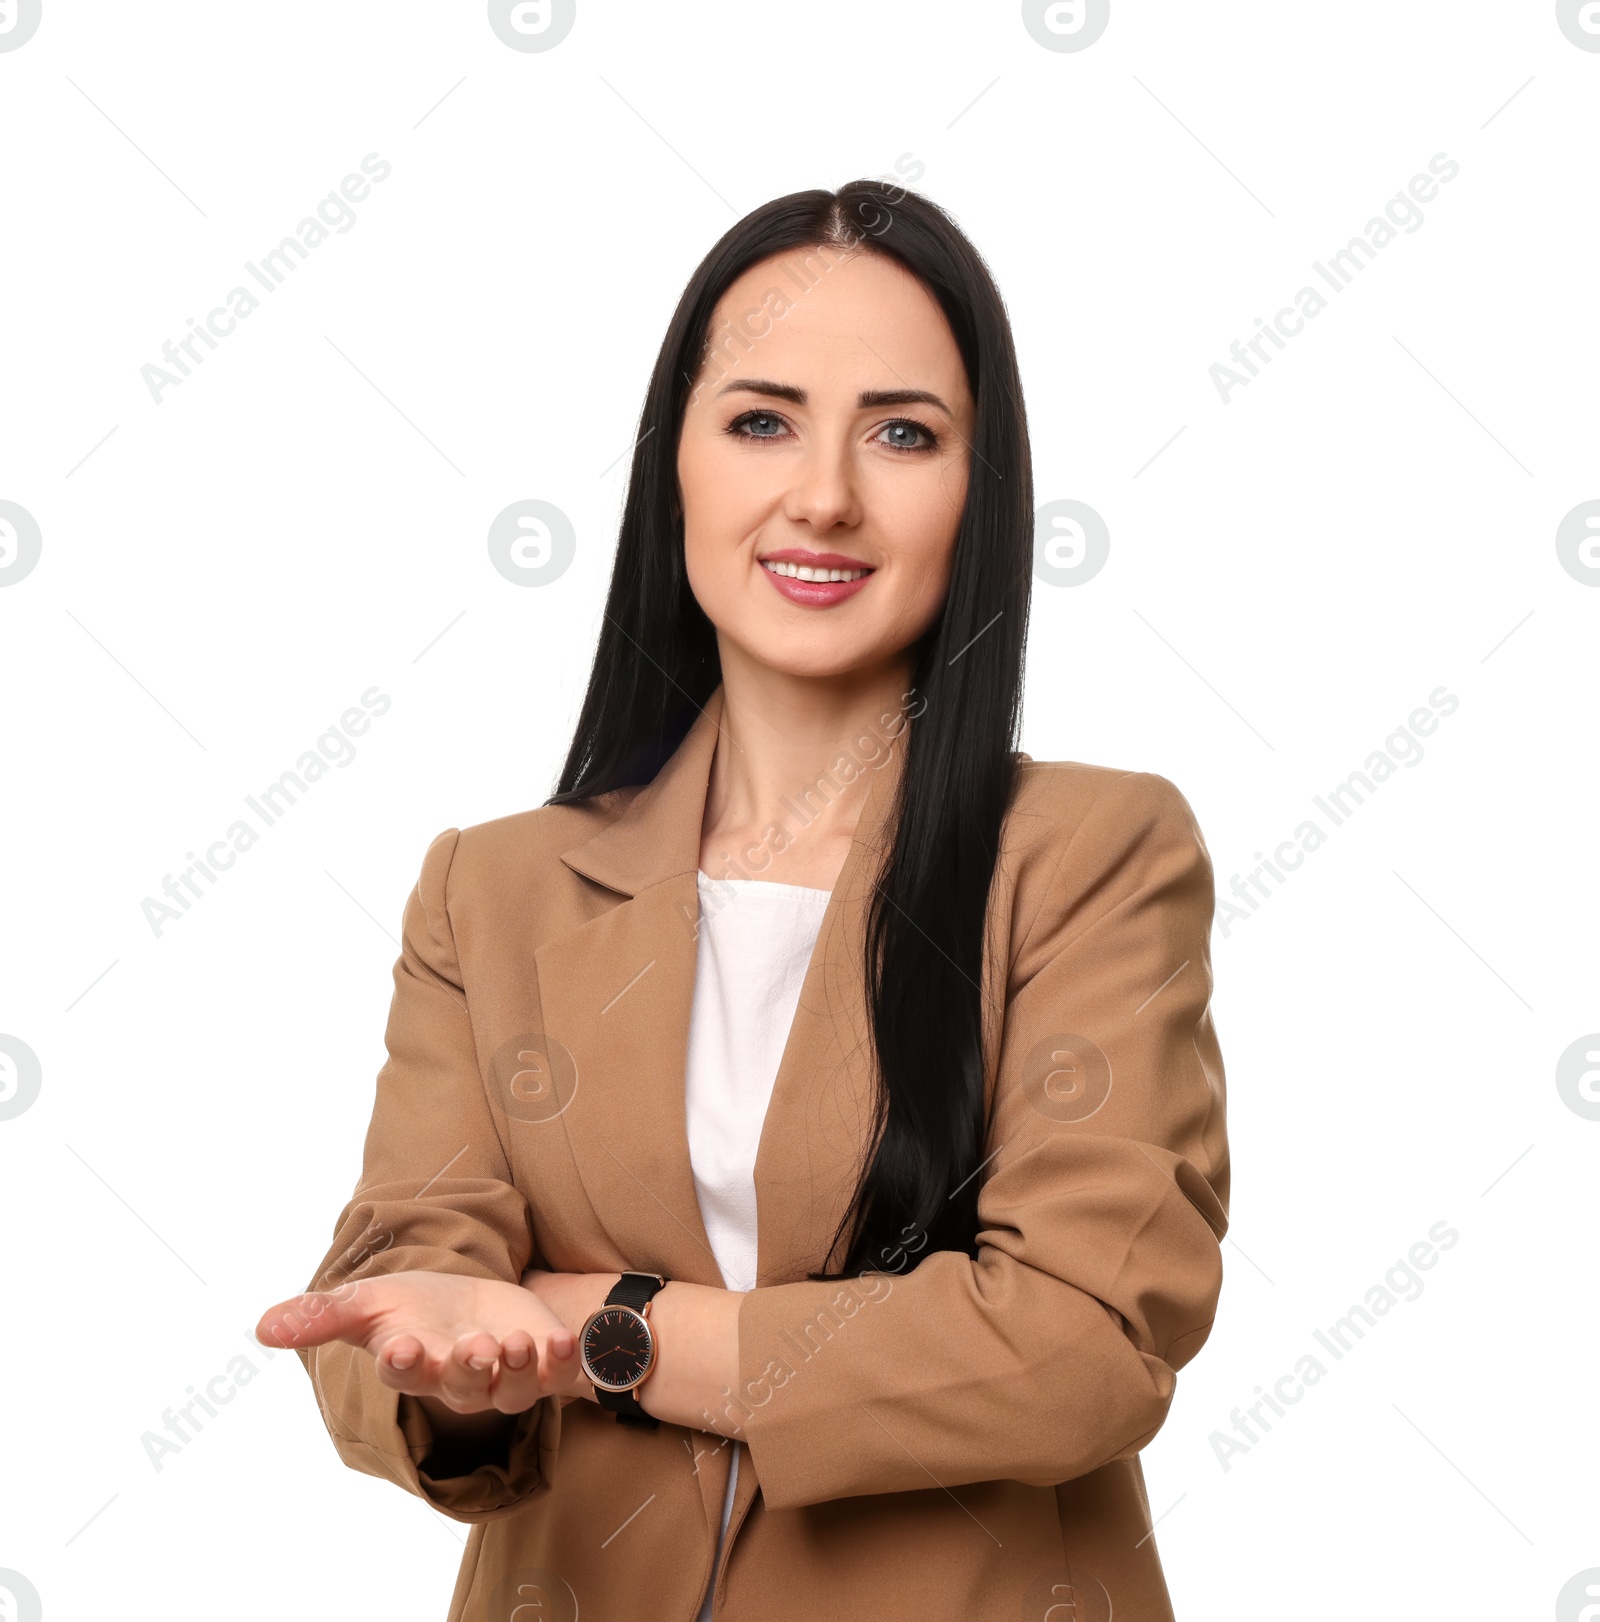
top-left (489, 1329), bottom-right (544, 1413)
top-left (371, 1327), bottom-right (582, 1411)
top-left (370, 1329), bottom-right (491, 1404)
top-left (492, 1325), bottom-right (580, 1411)
top-left (435, 1331), bottom-right (502, 1410)
top-left (373, 1333), bottom-right (435, 1393)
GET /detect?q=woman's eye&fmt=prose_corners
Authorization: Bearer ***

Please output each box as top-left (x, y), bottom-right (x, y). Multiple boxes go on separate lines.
top-left (877, 419), bottom-right (936, 453)
top-left (730, 411), bottom-right (788, 440)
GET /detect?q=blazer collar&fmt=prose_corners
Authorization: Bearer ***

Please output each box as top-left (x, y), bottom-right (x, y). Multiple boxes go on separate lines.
top-left (556, 687), bottom-right (728, 898)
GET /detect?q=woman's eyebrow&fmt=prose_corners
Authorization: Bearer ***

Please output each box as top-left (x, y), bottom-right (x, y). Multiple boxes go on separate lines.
top-left (714, 379), bottom-right (954, 414)
top-left (716, 379), bottom-right (807, 405)
top-left (858, 387), bottom-right (952, 414)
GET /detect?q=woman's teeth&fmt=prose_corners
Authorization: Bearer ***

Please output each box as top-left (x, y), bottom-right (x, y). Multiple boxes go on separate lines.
top-left (761, 560), bottom-right (870, 582)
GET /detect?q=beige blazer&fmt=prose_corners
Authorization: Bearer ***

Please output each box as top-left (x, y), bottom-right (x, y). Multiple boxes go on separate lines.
top-left (295, 686), bottom-right (1230, 1621)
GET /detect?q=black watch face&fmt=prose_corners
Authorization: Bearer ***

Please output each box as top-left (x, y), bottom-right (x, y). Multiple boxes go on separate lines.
top-left (581, 1307), bottom-right (654, 1391)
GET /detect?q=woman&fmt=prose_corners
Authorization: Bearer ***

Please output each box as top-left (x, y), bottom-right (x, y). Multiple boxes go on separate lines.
top-left (259, 180), bottom-right (1230, 1622)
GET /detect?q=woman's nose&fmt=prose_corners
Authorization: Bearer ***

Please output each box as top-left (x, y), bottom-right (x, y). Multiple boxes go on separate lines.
top-left (781, 440), bottom-right (863, 533)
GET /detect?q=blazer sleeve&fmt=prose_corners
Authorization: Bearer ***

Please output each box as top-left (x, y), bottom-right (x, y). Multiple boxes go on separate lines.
top-left (736, 770), bottom-right (1230, 1509)
top-left (292, 827), bottom-right (560, 1522)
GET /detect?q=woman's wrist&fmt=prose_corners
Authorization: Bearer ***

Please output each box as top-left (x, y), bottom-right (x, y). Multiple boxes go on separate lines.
top-left (635, 1278), bottom-right (745, 1433)
top-left (523, 1269), bottom-right (618, 1335)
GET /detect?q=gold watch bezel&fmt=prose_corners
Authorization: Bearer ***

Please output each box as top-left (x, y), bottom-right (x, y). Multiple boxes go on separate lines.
top-left (578, 1301), bottom-right (657, 1393)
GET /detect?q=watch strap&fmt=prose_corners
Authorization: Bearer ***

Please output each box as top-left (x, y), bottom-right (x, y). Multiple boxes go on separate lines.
top-left (607, 1271), bottom-right (666, 1312)
top-left (595, 1384), bottom-right (658, 1428)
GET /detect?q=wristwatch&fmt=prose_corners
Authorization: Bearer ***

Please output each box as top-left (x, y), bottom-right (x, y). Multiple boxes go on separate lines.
top-left (578, 1271), bottom-right (667, 1429)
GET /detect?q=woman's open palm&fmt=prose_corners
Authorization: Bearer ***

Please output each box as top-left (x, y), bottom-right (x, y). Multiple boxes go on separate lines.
top-left (255, 1270), bottom-right (583, 1414)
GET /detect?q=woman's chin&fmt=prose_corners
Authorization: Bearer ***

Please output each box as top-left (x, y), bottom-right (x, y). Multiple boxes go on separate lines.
top-left (723, 630), bottom-right (901, 685)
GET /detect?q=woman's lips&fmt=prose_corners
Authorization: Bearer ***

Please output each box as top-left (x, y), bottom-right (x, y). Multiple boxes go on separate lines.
top-left (758, 550), bottom-right (875, 609)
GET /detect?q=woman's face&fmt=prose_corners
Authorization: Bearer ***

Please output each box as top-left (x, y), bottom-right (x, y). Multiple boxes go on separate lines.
top-left (677, 246), bottom-right (974, 682)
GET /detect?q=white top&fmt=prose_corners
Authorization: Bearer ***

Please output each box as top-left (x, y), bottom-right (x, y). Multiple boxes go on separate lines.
top-left (685, 871), bottom-right (831, 1622)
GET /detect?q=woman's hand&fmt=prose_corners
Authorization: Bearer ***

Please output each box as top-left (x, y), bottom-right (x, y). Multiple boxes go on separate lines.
top-left (255, 1270), bottom-right (585, 1416)
top-left (520, 1268), bottom-right (617, 1405)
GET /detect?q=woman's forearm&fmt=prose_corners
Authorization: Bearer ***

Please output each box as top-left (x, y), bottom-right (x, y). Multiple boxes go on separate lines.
top-left (640, 1278), bottom-right (746, 1435)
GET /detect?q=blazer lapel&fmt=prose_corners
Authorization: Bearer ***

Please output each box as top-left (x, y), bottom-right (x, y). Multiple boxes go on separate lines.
top-left (534, 690), bottom-right (728, 1289)
top-left (536, 683), bottom-right (908, 1291)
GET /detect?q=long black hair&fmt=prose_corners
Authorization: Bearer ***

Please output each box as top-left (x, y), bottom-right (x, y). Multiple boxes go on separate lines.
top-left (549, 181), bottom-right (1034, 1279)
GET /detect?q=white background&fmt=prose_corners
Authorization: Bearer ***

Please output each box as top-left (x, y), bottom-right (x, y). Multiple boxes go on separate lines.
top-left (1, 3), bottom-right (1596, 1618)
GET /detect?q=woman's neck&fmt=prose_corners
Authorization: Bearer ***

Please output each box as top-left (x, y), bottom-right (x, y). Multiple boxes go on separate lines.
top-left (699, 644), bottom-right (913, 891)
